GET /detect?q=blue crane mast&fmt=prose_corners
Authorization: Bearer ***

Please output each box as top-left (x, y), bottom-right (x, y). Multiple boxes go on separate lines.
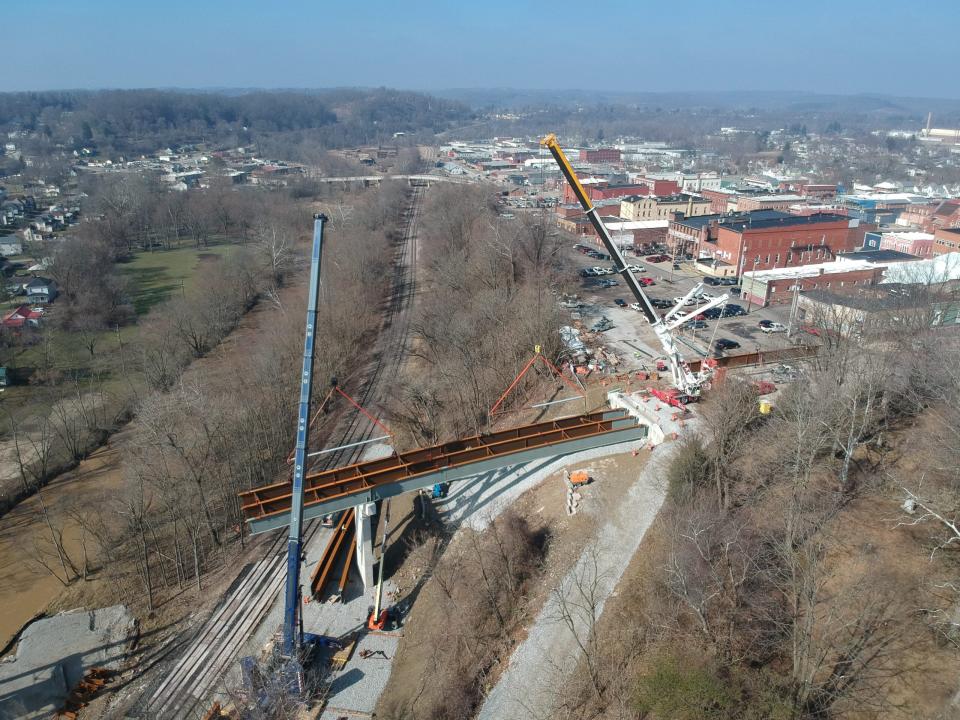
top-left (283, 213), bottom-right (328, 656)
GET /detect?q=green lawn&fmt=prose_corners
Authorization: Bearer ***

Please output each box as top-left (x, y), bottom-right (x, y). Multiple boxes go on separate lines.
top-left (0, 243), bottom-right (239, 418)
top-left (118, 243), bottom-right (238, 315)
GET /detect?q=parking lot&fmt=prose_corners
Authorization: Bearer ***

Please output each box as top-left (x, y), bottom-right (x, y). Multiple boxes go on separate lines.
top-left (563, 242), bottom-right (798, 372)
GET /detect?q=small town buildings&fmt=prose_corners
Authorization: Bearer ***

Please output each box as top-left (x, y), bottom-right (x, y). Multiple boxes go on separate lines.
top-left (796, 283), bottom-right (960, 335)
top-left (739, 261), bottom-right (886, 308)
top-left (875, 231), bottom-right (935, 258)
top-left (579, 148), bottom-right (621, 163)
top-left (619, 194), bottom-right (711, 222)
top-left (669, 211), bottom-right (873, 276)
top-left (933, 227), bottom-right (960, 256)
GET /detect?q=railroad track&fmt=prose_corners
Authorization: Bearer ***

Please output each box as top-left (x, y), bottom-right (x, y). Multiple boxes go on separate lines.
top-left (140, 185), bottom-right (423, 719)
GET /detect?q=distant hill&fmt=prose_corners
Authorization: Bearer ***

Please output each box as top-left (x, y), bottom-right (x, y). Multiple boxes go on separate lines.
top-left (433, 88), bottom-right (960, 117)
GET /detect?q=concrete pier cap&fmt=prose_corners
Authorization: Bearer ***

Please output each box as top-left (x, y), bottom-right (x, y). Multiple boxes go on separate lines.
top-left (607, 389), bottom-right (691, 445)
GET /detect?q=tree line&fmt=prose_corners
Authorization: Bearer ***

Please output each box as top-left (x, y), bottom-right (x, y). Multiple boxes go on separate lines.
top-left (41, 182), bottom-right (412, 609)
top-left (389, 184), bottom-right (568, 444)
top-left (0, 88), bottom-right (474, 159)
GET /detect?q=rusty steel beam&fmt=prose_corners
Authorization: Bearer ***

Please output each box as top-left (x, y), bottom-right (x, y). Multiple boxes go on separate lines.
top-left (240, 409), bottom-right (647, 535)
top-left (309, 509), bottom-right (355, 599)
top-left (687, 344), bottom-right (819, 373)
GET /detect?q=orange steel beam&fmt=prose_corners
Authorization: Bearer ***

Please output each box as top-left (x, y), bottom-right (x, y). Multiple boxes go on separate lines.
top-left (309, 509), bottom-right (355, 598)
top-left (336, 525), bottom-right (355, 598)
top-left (240, 409), bottom-right (646, 534)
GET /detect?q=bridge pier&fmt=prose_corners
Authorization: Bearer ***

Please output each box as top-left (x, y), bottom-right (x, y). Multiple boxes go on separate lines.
top-left (355, 502), bottom-right (376, 590)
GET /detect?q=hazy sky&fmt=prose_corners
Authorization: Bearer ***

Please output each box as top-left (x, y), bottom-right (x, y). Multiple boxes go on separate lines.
top-left (6, 0), bottom-right (958, 97)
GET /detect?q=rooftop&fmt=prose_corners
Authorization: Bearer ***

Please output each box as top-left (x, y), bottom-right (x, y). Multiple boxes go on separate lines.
top-left (803, 284), bottom-right (956, 312)
top-left (672, 210), bottom-right (794, 231)
top-left (837, 249), bottom-right (922, 263)
top-left (743, 194), bottom-right (805, 202)
top-left (721, 212), bottom-right (853, 233)
top-left (744, 259), bottom-right (879, 282)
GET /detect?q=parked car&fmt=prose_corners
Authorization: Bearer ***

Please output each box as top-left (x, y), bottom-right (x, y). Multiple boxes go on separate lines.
top-left (614, 298), bottom-right (627, 307)
top-left (629, 302), bottom-right (642, 311)
top-left (650, 298), bottom-right (672, 309)
top-left (703, 276), bottom-right (722, 286)
top-left (701, 307), bottom-right (724, 319)
top-left (760, 321), bottom-right (787, 333)
top-left (730, 286), bottom-right (741, 296)
top-left (723, 304), bottom-right (747, 317)
top-left (758, 319), bottom-right (775, 328)
top-left (718, 277), bottom-right (738, 286)
top-left (637, 277), bottom-right (656, 286)
top-left (714, 338), bottom-right (741, 351)
top-left (687, 320), bottom-right (709, 329)
top-left (627, 264), bottom-right (646, 273)
top-left (673, 296), bottom-right (698, 306)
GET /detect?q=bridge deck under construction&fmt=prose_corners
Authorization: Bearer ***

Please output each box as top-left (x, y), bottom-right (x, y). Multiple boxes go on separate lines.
top-left (240, 409), bottom-right (647, 534)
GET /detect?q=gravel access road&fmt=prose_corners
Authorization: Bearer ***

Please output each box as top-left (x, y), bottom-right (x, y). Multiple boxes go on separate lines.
top-left (475, 430), bottom-right (688, 720)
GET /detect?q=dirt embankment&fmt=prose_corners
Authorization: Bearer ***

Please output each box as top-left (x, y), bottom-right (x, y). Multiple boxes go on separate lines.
top-left (376, 449), bottom-right (653, 719)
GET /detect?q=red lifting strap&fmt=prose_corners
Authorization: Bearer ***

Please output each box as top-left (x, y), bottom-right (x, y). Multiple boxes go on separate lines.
top-left (489, 347), bottom-right (586, 416)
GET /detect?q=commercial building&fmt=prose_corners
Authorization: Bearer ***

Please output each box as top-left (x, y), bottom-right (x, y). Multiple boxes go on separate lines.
top-left (736, 194), bottom-right (805, 212)
top-left (934, 227), bottom-right (960, 255)
top-left (604, 220), bottom-right (669, 249)
top-left (579, 148), bottom-right (621, 163)
top-left (669, 211), bottom-right (873, 276)
top-left (878, 231), bottom-right (935, 258)
top-left (561, 180), bottom-right (649, 205)
top-left (645, 171), bottom-right (722, 192)
top-left (739, 261), bottom-right (885, 308)
top-left (796, 284), bottom-right (960, 336)
top-left (619, 194), bottom-right (711, 222)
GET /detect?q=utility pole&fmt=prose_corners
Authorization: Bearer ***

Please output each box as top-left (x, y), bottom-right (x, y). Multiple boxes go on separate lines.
top-left (786, 278), bottom-right (801, 338)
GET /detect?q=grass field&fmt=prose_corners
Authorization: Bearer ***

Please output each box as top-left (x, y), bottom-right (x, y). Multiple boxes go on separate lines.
top-left (1, 243), bottom-right (239, 419)
top-left (118, 243), bottom-right (238, 314)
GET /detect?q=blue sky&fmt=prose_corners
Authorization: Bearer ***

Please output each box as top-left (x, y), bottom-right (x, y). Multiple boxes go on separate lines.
top-left (5, 0), bottom-right (958, 97)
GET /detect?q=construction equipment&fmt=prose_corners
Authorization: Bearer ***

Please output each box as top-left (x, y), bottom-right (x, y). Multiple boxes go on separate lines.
top-left (367, 500), bottom-right (392, 631)
top-left (540, 134), bottom-right (727, 399)
top-left (282, 213), bottom-right (328, 657)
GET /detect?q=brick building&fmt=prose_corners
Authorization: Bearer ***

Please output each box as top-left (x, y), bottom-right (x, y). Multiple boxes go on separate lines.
top-left (934, 227), bottom-right (960, 255)
top-left (736, 194), bottom-right (806, 212)
top-left (739, 261), bottom-right (885, 308)
top-left (931, 199), bottom-right (960, 231)
top-left (701, 188), bottom-right (738, 213)
top-left (671, 211), bottom-right (873, 275)
top-left (561, 181), bottom-right (648, 205)
top-left (893, 199), bottom-right (960, 233)
top-left (605, 220), bottom-right (669, 249)
top-left (878, 231), bottom-right (935, 258)
top-left (619, 194), bottom-right (711, 221)
top-left (579, 148), bottom-right (621, 163)
top-left (636, 177), bottom-right (682, 197)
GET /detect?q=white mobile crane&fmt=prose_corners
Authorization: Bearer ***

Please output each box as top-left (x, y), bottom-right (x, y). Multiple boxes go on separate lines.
top-left (541, 134), bottom-right (726, 402)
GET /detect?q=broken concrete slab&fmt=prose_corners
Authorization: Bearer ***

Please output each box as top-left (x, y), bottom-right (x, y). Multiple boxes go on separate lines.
top-left (0, 604), bottom-right (135, 720)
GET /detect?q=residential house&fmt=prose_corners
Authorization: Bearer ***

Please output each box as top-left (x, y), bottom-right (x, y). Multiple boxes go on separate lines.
top-left (0, 237), bottom-right (21, 256)
top-left (24, 276), bottom-right (57, 304)
top-left (1, 304), bottom-right (44, 329)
